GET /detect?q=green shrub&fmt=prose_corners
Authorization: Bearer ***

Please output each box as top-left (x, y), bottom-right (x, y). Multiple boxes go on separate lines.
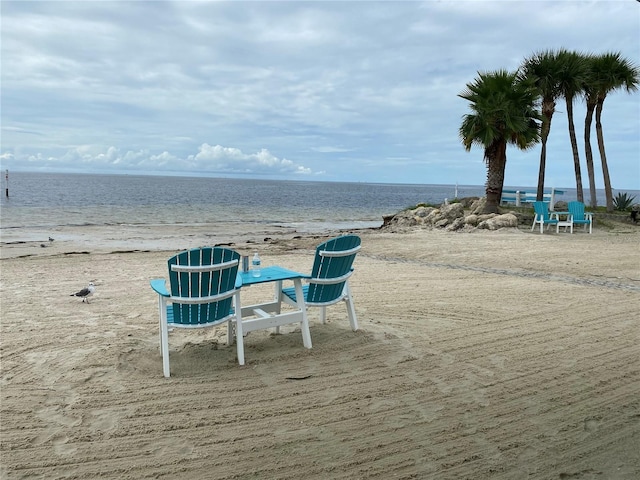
top-left (613, 192), bottom-right (636, 211)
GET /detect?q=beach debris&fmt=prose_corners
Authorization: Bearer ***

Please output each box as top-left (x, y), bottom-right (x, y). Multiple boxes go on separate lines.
top-left (70, 282), bottom-right (95, 303)
top-left (40, 244), bottom-right (47, 248)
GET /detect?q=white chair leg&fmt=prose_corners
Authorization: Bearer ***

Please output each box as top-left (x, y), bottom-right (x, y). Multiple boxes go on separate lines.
top-left (159, 299), bottom-right (171, 378)
top-left (319, 306), bottom-right (327, 324)
top-left (158, 296), bottom-right (164, 353)
top-left (293, 280), bottom-right (312, 349)
top-left (233, 292), bottom-right (245, 365)
top-left (344, 283), bottom-right (358, 331)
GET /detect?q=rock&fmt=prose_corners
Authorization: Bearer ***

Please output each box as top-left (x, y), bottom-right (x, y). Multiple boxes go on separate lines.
top-left (554, 200), bottom-right (568, 211)
top-left (440, 202), bottom-right (465, 220)
top-left (457, 196), bottom-right (480, 208)
top-left (465, 214), bottom-right (479, 226)
top-left (415, 206), bottom-right (436, 218)
top-left (477, 213), bottom-right (498, 223)
top-left (380, 197), bottom-right (521, 233)
top-left (478, 213), bottom-right (519, 230)
top-left (446, 217), bottom-right (467, 231)
top-left (381, 214), bottom-right (396, 228)
top-left (470, 197), bottom-right (487, 215)
top-left (424, 208), bottom-right (440, 225)
top-left (425, 202), bottom-right (465, 226)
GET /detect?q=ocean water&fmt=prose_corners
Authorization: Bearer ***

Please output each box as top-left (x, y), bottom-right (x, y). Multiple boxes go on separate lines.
top-left (0, 172), bottom-right (482, 232)
top-left (0, 172), bottom-right (632, 233)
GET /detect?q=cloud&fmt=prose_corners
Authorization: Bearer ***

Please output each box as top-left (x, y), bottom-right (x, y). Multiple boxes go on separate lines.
top-left (0, 0), bottom-right (638, 188)
top-left (188, 144), bottom-right (312, 175)
top-left (2, 143), bottom-right (314, 177)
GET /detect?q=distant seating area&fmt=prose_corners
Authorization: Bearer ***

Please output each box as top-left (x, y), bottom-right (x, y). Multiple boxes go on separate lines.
top-left (531, 200), bottom-right (594, 234)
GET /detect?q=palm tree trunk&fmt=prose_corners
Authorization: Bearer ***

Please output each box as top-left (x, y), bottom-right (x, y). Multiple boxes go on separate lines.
top-left (566, 97), bottom-right (584, 202)
top-left (536, 102), bottom-right (554, 201)
top-left (484, 141), bottom-right (507, 214)
top-left (583, 102), bottom-right (598, 208)
top-left (595, 98), bottom-right (614, 212)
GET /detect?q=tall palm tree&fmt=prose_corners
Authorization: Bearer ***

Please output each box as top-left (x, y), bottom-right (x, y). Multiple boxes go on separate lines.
top-left (556, 50), bottom-right (589, 203)
top-left (521, 50), bottom-right (564, 201)
top-left (459, 70), bottom-right (541, 213)
top-left (582, 54), bottom-right (600, 208)
top-left (589, 53), bottom-right (639, 212)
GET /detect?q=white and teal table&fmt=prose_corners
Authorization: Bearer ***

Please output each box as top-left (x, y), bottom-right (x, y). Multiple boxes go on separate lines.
top-left (236, 265), bottom-right (312, 349)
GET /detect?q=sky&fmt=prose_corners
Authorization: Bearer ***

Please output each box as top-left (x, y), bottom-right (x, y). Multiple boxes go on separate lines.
top-left (1, 0), bottom-right (639, 189)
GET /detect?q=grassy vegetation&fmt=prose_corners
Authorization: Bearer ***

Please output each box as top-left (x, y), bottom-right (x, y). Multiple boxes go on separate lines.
top-left (402, 202), bottom-right (438, 211)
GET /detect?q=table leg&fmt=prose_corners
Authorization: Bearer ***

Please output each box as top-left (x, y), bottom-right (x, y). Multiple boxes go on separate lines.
top-left (274, 280), bottom-right (283, 334)
top-left (233, 292), bottom-right (245, 365)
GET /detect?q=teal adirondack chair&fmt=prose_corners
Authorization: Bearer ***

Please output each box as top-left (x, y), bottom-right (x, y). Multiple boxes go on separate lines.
top-left (281, 235), bottom-right (361, 331)
top-left (150, 247), bottom-right (243, 377)
top-left (531, 201), bottom-right (560, 234)
top-left (567, 201), bottom-right (593, 234)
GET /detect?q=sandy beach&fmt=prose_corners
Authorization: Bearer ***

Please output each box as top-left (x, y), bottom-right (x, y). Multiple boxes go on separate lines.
top-left (1, 221), bottom-right (639, 479)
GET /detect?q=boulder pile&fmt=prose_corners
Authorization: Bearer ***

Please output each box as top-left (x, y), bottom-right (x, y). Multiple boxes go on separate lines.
top-left (381, 197), bottom-right (521, 232)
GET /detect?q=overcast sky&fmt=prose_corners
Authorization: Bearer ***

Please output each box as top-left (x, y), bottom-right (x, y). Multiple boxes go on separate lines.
top-left (1, 0), bottom-right (639, 189)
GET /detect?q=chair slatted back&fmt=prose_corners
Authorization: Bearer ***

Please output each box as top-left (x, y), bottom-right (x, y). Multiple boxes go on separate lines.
top-left (168, 247), bottom-right (240, 326)
top-left (568, 201), bottom-right (587, 222)
top-left (307, 235), bottom-right (361, 304)
top-left (532, 201), bottom-right (551, 221)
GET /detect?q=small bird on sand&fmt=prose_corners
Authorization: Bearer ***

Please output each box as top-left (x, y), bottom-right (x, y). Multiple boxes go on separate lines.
top-left (70, 282), bottom-right (95, 303)
top-left (49, 237), bottom-right (54, 242)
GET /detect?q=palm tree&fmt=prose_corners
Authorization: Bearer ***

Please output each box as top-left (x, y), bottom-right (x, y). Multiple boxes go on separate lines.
top-left (556, 50), bottom-right (589, 203)
top-left (589, 53), bottom-right (639, 212)
top-left (459, 70), bottom-right (541, 213)
top-left (521, 50), bottom-right (564, 201)
top-left (582, 54), bottom-right (600, 208)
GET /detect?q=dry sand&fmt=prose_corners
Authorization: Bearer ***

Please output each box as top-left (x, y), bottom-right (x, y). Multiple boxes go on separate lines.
top-left (1, 222), bottom-right (639, 479)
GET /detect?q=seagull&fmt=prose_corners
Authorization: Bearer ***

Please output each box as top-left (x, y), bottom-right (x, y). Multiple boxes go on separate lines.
top-left (70, 282), bottom-right (95, 303)
top-left (49, 237), bottom-right (54, 242)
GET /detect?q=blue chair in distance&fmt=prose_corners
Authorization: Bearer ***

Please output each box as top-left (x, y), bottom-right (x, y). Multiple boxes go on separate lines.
top-left (567, 201), bottom-right (593, 234)
top-left (150, 247), bottom-right (243, 377)
top-left (281, 235), bottom-right (361, 331)
top-left (531, 201), bottom-right (560, 234)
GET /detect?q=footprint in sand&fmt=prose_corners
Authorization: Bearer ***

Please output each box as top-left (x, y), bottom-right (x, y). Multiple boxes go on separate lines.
top-left (150, 437), bottom-right (195, 457)
top-left (583, 417), bottom-right (600, 433)
top-left (52, 434), bottom-right (78, 456)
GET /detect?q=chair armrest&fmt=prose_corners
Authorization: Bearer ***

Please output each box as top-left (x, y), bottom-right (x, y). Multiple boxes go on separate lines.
top-left (150, 278), bottom-right (169, 297)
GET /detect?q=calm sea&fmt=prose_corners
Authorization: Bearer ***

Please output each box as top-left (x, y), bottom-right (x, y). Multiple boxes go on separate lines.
top-left (0, 172), bottom-right (630, 233)
top-left (0, 172), bottom-right (477, 232)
